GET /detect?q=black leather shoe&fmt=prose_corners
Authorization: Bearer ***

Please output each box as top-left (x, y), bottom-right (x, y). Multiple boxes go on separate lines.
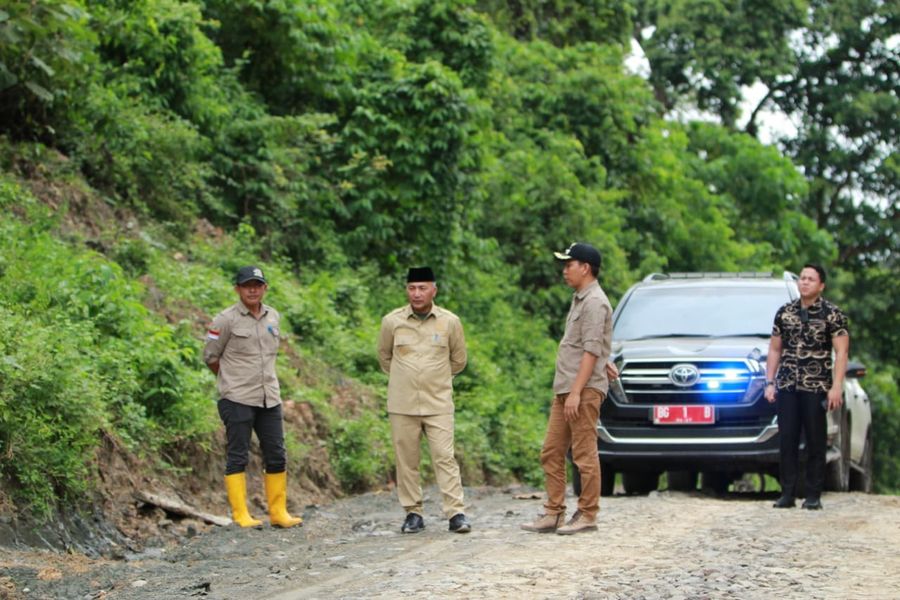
top-left (448, 513), bottom-right (471, 533)
top-left (401, 512), bottom-right (425, 533)
top-left (773, 495), bottom-right (796, 508)
top-left (802, 498), bottom-right (823, 510)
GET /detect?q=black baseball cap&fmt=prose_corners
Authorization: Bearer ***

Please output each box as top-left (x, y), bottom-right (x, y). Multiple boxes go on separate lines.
top-left (407, 266), bottom-right (436, 282)
top-left (235, 266), bottom-right (267, 285)
top-left (553, 242), bottom-right (602, 268)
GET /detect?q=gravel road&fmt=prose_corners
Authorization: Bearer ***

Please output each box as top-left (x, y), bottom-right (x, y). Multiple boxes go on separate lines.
top-left (2, 486), bottom-right (898, 599)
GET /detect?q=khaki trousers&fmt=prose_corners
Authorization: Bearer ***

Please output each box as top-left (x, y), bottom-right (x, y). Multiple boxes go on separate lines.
top-left (540, 388), bottom-right (604, 519)
top-left (389, 413), bottom-right (466, 517)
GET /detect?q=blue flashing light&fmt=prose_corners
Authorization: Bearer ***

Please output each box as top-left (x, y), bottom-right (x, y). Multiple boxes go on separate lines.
top-left (722, 369), bottom-right (743, 381)
top-left (707, 380), bottom-right (721, 390)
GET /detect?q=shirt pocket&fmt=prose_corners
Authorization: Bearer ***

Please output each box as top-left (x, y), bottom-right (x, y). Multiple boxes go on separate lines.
top-left (229, 328), bottom-right (256, 353)
top-left (562, 308), bottom-right (583, 344)
top-left (262, 324), bottom-right (280, 354)
top-left (427, 332), bottom-right (449, 363)
top-left (429, 332), bottom-right (449, 348)
top-left (394, 333), bottom-right (418, 357)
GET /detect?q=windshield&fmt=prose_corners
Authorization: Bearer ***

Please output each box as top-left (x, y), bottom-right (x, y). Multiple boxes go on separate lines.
top-left (614, 285), bottom-right (792, 340)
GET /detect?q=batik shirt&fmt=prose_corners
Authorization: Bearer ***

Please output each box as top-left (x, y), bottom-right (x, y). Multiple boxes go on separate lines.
top-left (772, 297), bottom-right (849, 393)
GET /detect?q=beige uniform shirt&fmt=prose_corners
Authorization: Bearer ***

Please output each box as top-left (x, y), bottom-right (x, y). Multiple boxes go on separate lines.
top-left (203, 301), bottom-right (282, 407)
top-left (377, 304), bottom-right (467, 415)
top-left (553, 280), bottom-right (613, 396)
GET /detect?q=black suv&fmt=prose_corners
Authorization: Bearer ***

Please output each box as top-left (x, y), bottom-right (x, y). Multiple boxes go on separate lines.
top-left (595, 272), bottom-right (873, 495)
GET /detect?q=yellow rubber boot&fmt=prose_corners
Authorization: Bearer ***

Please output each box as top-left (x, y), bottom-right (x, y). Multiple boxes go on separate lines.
top-left (264, 471), bottom-right (303, 528)
top-left (224, 473), bottom-right (262, 528)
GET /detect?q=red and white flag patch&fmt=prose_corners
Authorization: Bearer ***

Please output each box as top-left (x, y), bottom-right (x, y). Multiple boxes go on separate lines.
top-left (207, 329), bottom-right (220, 341)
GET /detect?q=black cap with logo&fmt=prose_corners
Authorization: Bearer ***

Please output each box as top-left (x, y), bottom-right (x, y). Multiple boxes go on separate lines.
top-left (235, 266), bottom-right (267, 285)
top-left (553, 242), bottom-right (602, 268)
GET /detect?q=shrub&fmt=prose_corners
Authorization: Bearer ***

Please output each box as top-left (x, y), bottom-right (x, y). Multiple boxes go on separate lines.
top-left (328, 411), bottom-right (393, 492)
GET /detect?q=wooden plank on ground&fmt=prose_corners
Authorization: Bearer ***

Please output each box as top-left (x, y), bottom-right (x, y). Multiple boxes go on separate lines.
top-left (134, 490), bottom-right (232, 527)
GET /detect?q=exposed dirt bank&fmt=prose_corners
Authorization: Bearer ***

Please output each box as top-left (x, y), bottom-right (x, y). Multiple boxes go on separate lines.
top-left (1, 486), bottom-right (898, 599)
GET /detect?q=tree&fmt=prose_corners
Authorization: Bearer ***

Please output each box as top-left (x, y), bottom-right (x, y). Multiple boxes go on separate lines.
top-left (769, 0), bottom-right (899, 270)
top-left (632, 0), bottom-right (806, 128)
top-left (631, 0), bottom-right (898, 270)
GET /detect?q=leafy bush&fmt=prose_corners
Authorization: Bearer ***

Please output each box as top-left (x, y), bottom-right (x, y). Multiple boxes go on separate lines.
top-left (327, 411), bottom-right (393, 492)
top-left (0, 310), bottom-right (106, 516)
top-left (0, 178), bottom-right (216, 514)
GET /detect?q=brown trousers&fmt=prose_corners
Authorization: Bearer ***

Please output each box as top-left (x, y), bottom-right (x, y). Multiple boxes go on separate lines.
top-left (540, 388), bottom-right (604, 519)
top-left (389, 413), bottom-right (466, 518)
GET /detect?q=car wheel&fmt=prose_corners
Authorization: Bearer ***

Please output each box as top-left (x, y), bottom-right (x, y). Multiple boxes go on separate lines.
top-left (849, 432), bottom-right (873, 493)
top-left (622, 471), bottom-right (659, 495)
top-left (667, 470), bottom-right (698, 492)
top-left (825, 410), bottom-right (850, 492)
top-left (600, 463), bottom-right (615, 496)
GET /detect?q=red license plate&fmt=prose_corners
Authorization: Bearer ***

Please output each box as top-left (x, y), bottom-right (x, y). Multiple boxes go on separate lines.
top-left (653, 405), bottom-right (715, 425)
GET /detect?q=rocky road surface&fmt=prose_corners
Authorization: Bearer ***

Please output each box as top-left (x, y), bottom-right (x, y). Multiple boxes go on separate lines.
top-left (2, 486), bottom-right (898, 599)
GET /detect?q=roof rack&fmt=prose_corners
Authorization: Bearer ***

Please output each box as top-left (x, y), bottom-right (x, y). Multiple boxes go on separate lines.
top-left (643, 271), bottom-right (797, 282)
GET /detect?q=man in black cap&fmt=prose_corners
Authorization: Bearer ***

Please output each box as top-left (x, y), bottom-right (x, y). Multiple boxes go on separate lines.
top-left (377, 267), bottom-right (471, 534)
top-left (522, 242), bottom-right (613, 535)
top-left (203, 266), bottom-right (302, 529)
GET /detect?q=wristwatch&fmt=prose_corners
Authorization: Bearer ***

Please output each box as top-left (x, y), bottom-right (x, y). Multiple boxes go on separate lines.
top-left (765, 380), bottom-right (775, 387)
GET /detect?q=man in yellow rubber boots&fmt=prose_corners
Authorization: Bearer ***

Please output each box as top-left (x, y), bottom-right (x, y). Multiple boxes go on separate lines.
top-left (204, 266), bottom-right (302, 528)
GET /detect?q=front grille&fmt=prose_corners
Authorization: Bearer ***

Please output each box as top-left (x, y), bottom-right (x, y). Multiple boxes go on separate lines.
top-left (618, 358), bottom-right (759, 405)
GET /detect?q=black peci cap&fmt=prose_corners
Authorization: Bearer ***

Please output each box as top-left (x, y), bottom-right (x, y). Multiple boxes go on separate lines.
top-left (406, 266), bottom-right (436, 283)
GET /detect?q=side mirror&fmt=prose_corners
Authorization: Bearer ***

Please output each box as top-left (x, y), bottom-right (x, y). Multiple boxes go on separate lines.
top-left (846, 361), bottom-right (866, 379)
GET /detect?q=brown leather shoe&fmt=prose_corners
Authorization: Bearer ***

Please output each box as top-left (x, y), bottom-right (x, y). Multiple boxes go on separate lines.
top-left (556, 512), bottom-right (597, 535)
top-left (520, 512), bottom-right (565, 533)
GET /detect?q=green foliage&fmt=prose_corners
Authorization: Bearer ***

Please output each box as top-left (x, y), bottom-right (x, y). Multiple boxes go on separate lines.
top-left (0, 177), bottom-right (216, 514)
top-left (0, 1), bottom-right (96, 139)
top-left (867, 369), bottom-right (900, 494)
top-left (633, 0), bottom-right (806, 126)
top-left (479, 0), bottom-right (633, 46)
top-left (65, 88), bottom-right (211, 223)
top-left (0, 309), bottom-right (105, 516)
top-left (621, 122), bottom-right (763, 273)
top-left (327, 411), bottom-right (393, 492)
top-left (335, 58), bottom-right (479, 273)
top-left (203, 0), bottom-right (355, 114)
top-left (209, 112), bottom-right (343, 262)
top-left (87, 0), bottom-right (232, 130)
top-left (684, 122), bottom-right (835, 266)
top-left (404, 0), bottom-right (495, 89)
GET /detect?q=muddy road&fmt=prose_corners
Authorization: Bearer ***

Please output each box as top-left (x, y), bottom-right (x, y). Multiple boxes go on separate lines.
top-left (2, 486), bottom-right (898, 599)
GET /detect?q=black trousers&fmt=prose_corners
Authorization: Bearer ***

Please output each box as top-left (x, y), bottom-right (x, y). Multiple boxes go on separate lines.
top-left (776, 389), bottom-right (827, 499)
top-left (218, 399), bottom-right (286, 475)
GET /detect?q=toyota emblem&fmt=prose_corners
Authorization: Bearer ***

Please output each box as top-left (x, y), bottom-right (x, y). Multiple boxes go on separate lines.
top-left (669, 363), bottom-right (700, 387)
